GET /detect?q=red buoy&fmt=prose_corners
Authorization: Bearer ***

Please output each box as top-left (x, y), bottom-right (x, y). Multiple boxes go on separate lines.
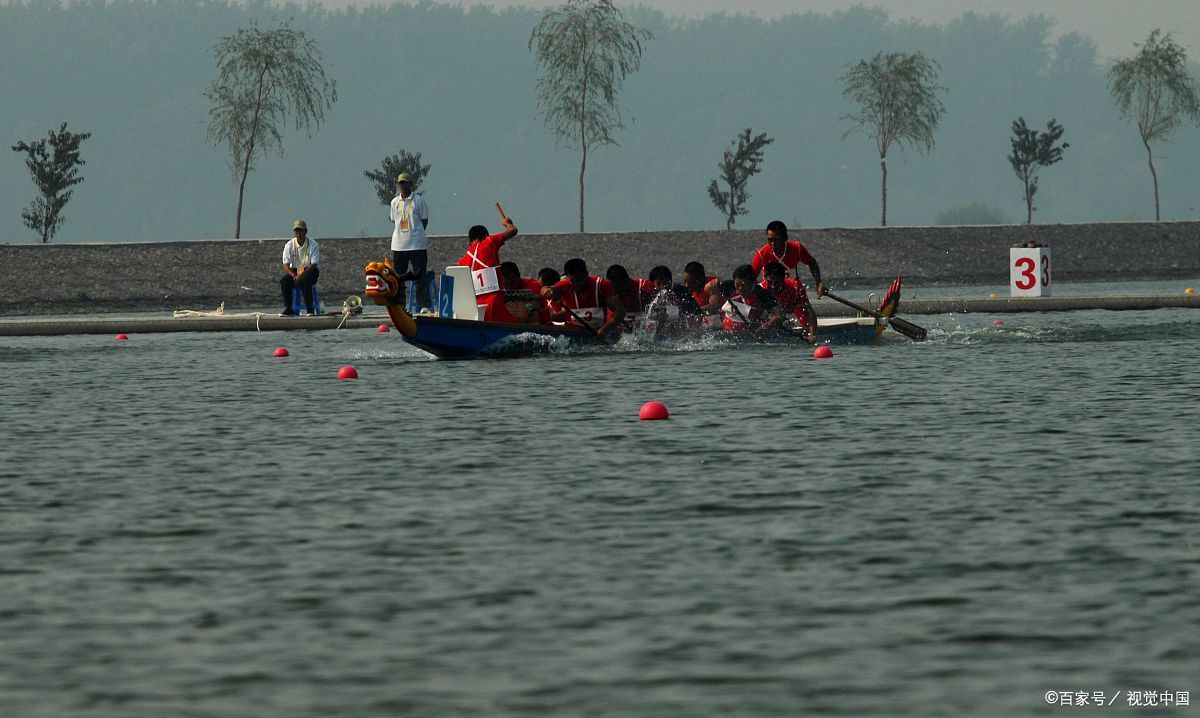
top-left (115, 333), bottom-right (128, 341)
top-left (639, 401), bottom-right (669, 420)
top-left (813, 345), bottom-right (833, 359)
top-left (993, 319), bottom-right (1004, 326)
top-left (377, 323), bottom-right (389, 333)
top-left (337, 365), bottom-right (358, 380)
top-left (273, 347), bottom-right (289, 357)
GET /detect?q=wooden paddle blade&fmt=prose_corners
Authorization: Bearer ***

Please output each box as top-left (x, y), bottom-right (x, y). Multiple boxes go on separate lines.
top-left (888, 315), bottom-right (927, 341)
top-left (878, 276), bottom-right (902, 317)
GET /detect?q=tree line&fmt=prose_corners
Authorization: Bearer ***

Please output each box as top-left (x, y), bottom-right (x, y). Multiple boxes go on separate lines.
top-left (9, 1), bottom-right (1200, 242)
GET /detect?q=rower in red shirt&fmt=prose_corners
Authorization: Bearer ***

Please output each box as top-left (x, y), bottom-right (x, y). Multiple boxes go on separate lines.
top-left (537, 267), bottom-right (567, 323)
top-left (750, 220), bottom-right (825, 297)
top-left (710, 264), bottom-right (780, 335)
top-left (482, 261), bottom-right (550, 324)
top-left (541, 258), bottom-right (626, 336)
top-left (645, 265), bottom-right (703, 336)
top-left (683, 261), bottom-right (717, 308)
top-left (760, 261), bottom-right (817, 342)
top-left (457, 206), bottom-right (518, 312)
top-left (683, 260), bottom-right (723, 330)
top-left (605, 264), bottom-right (656, 332)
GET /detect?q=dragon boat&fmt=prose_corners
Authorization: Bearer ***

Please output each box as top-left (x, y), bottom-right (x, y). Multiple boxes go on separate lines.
top-left (364, 261), bottom-right (917, 359)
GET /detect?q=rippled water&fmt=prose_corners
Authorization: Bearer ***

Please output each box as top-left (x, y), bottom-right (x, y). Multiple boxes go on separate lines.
top-left (2, 287), bottom-right (1198, 717)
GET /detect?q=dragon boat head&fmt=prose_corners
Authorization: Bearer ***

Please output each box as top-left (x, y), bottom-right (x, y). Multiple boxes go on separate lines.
top-left (364, 259), bottom-right (401, 305)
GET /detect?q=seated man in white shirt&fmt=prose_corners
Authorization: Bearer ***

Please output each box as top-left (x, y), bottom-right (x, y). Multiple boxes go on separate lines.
top-left (280, 219), bottom-right (320, 316)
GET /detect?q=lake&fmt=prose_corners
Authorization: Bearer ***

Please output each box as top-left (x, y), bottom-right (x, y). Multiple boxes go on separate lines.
top-left (1, 280), bottom-right (1197, 717)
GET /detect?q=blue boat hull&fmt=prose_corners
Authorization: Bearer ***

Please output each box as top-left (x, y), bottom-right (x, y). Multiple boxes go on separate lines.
top-left (405, 317), bottom-right (596, 358)
top-left (397, 315), bottom-right (884, 359)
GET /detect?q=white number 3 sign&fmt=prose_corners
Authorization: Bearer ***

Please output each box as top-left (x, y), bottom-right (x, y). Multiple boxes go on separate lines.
top-left (1010, 246), bottom-right (1052, 297)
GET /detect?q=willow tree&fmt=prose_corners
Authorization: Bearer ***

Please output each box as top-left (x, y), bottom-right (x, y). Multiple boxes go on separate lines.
top-left (205, 22), bottom-right (337, 238)
top-left (529, 0), bottom-right (650, 233)
top-left (841, 52), bottom-right (946, 226)
top-left (1008, 118), bottom-right (1068, 224)
top-left (11, 123), bottom-right (90, 243)
top-left (1108, 30), bottom-right (1200, 221)
top-left (708, 128), bottom-right (774, 230)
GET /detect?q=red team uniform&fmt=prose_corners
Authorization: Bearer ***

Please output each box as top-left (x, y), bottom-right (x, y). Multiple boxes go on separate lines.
top-left (720, 284), bottom-right (779, 333)
top-left (458, 232), bottom-right (508, 305)
top-left (751, 241), bottom-right (816, 282)
top-left (760, 277), bottom-right (815, 328)
top-left (553, 276), bottom-right (618, 329)
top-left (692, 274), bottom-right (718, 307)
top-left (483, 277), bottom-right (550, 324)
top-left (615, 278), bottom-right (657, 330)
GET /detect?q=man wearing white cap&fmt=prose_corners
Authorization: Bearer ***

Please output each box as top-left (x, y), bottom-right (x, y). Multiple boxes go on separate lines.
top-left (280, 219), bottom-right (320, 316)
top-left (389, 173), bottom-right (431, 311)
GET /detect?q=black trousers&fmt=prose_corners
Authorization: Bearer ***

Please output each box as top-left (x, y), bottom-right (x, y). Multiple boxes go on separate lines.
top-left (280, 266), bottom-right (320, 312)
top-left (393, 249), bottom-right (431, 309)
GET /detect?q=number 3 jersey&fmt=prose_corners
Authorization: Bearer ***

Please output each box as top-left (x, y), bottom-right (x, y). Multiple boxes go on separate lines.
top-left (552, 276), bottom-right (618, 328)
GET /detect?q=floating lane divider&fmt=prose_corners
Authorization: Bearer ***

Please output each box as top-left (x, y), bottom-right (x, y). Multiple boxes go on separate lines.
top-left (0, 313), bottom-right (393, 336)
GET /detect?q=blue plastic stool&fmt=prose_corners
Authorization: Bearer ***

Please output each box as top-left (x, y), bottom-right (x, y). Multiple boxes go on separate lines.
top-left (405, 272), bottom-right (438, 315)
top-left (291, 286), bottom-right (321, 314)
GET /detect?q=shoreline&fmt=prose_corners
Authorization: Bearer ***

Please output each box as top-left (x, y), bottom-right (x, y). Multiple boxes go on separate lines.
top-left (2, 293), bottom-right (1198, 337)
top-left (3, 221), bottom-right (1199, 317)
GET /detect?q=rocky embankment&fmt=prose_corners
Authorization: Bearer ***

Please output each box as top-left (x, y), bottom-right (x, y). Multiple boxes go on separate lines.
top-left (1, 222), bottom-right (1198, 316)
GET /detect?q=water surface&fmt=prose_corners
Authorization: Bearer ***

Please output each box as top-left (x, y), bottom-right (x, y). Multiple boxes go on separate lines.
top-left (1, 287), bottom-right (1198, 717)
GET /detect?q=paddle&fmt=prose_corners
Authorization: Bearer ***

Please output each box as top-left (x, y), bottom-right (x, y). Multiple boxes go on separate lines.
top-left (823, 290), bottom-right (928, 341)
top-left (718, 283), bottom-right (777, 343)
top-left (562, 305), bottom-right (605, 341)
top-left (545, 279), bottom-right (603, 340)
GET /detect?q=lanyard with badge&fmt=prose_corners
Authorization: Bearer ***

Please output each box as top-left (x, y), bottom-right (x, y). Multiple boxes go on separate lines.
top-left (399, 197), bottom-right (412, 232)
top-left (292, 238), bottom-right (309, 269)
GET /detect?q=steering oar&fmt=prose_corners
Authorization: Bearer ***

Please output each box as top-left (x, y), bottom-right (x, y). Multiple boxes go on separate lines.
top-left (823, 290), bottom-right (927, 341)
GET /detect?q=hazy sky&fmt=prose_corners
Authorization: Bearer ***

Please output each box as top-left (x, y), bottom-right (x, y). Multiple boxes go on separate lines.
top-left (321, 0), bottom-right (1200, 60)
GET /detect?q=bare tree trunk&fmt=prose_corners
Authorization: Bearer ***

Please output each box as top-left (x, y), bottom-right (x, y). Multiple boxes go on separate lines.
top-left (579, 144), bottom-right (586, 234)
top-left (235, 168), bottom-right (248, 239)
top-left (1025, 175), bottom-right (1033, 224)
top-left (234, 68), bottom-right (269, 239)
top-left (235, 123), bottom-right (259, 239)
top-left (1143, 138), bottom-right (1160, 221)
top-left (577, 56), bottom-right (589, 235)
top-left (880, 155), bottom-right (888, 226)
top-left (42, 204), bottom-right (51, 243)
top-left (726, 178), bottom-right (734, 230)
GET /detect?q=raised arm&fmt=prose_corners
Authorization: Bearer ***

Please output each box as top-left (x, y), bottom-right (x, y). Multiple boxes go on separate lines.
top-left (498, 215), bottom-right (517, 241)
top-left (494, 203), bottom-right (517, 241)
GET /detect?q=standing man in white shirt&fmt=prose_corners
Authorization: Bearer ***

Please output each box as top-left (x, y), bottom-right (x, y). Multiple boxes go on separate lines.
top-left (389, 173), bottom-right (431, 312)
top-left (280, 219), bottom-right (320, 316)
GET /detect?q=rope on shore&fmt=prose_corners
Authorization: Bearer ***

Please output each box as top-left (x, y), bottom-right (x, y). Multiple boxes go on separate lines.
top-left (172, 302), bottom-right (230, 318)
top-left (172, 302), bottom-right (267, 329)
top-left (170, 300), bottom-right (357, 330)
